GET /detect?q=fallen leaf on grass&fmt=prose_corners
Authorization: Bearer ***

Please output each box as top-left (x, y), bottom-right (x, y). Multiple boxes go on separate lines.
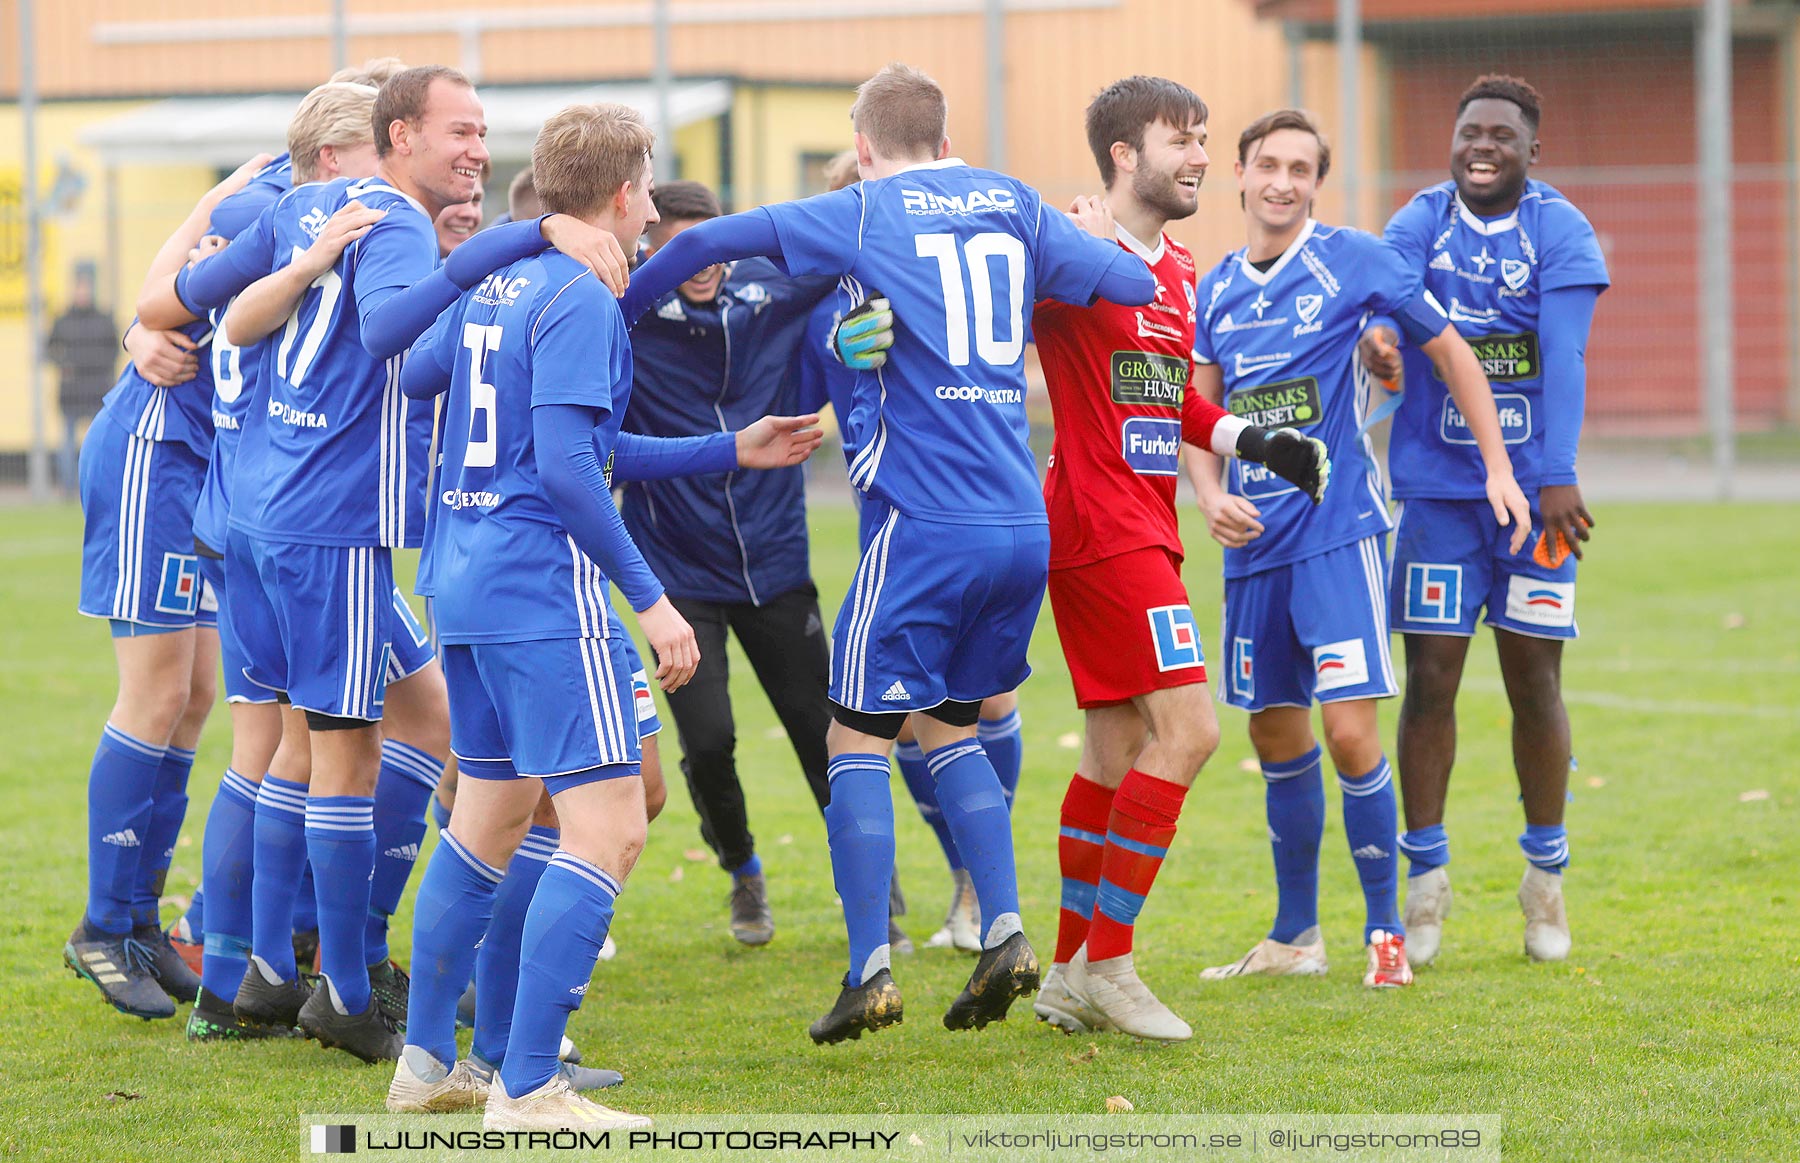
top-left (1068, 1042), bottom-right (1100, 1064)
top-left (1586, 777), bottom-right (1606, 789)
top-left (1057, 733), bottom-right (1081, 750)
top-left (683, 849), bottom-right (709, 862)
top-left (777, 834), bottom-right (794, 845)
top-left (104, 1092), bottom-right (141, 1102)
top-left (1237, 758), bottom-right (1261, 774)
top-left (668, 866), bottom-right (684, 883)
top-left (177, 835), bottom-right (194, 848)
top-left (908, 1133), bottom-right (926, 1147)
top-left (1722, 612), bottom-right (1746, 630)
top-left (1105, 1095), bottom-right (1134, 1113)
top-left (1739, 789), bottom-right (1770, 802)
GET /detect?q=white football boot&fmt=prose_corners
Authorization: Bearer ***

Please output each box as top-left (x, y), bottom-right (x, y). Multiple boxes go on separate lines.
top-left (1519, 867), bottom-right (1572, 961)
top-left (923, 868), bottom-right (982, 953)
top-left (1403, 868), bottom-right (1453, 966)
top-left (484, 1072), bottom-right (651, 1132)
top-left (1362, 929), bottom-right (1414, 988)
top-left (1065, 950), bottom-right (1191, 1042)
top-left (1033, 953), bottom-right (1114, 1035)
top-left (1200, 928), bottom-right (1328, 980)
top-left (386, 1049), bottom-right (488, 1113)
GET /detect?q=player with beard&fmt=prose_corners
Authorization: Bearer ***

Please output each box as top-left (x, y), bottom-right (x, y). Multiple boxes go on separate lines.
top-left (1029, 78), bottom-right (1329, 1041)
top-left (1358, 76), bottom-right (1609, 965)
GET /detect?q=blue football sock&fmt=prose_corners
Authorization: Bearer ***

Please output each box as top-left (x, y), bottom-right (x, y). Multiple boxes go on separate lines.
top-left (1340, 757), bottom-right (1402, 942)
top-left (500, 852), bottom-right (618, 1100)
top-left (1520, 823), bottom-right (1569, 874)
top-left (198, 769), bottom-right (260, 999)
top-left (1399, 824), bottom-right (1450, 878)
top-left (825, 753), bottom-right (896, 985)
top-left (404, 829), bottom-right (503, 1071)
top-left (85, 724), bottom-right (167, 936)
top-left (895, 741), bottom-right (961, 871)
top-left (250, 776), bottom-right (309, 982)
top-left (472, 826), bottom-right (558, 1069)
top-left (365, 741), bottom-right (443, 964)
top-left (977, 710), bottom-right (1024, 810)
top-left (182, 887), bottom-right (205, 938)
top-left (133, 744), bottom-right (196, 927)
top-left (305, 795), bottom-right (376, 1013)
top-left (729, 853), bottom-right (762, 884)
top-left (293, 860), bottom-right (318, 935)
top-left (927, 740), bottom-right (1020, 947)
top-left (1264, 746), bottom-right (1325, 944)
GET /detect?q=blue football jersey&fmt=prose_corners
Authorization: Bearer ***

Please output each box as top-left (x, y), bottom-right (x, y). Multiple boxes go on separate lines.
top-left (761, 159), bottom-right (1121, 526)
top-left (193, 154), bottom-right (293, 550)
top-left (418, 253), bottom-right (637, 646)
top-left (227, 176), bottom-right (438, 548)
top-left (97, 315), bottom-right (215, 461)
top-left (1384, 180), bottom-right (1610, 499)
top-left (1195, 219), bottom-right (1441, 578)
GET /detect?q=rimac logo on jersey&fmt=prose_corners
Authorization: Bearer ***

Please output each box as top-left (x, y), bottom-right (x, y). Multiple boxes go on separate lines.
top-left (1292, 293), bottom-right (1324, 337)
top-left (1227, 376), bottom-right (1320, 427)
top-left (900, 188), bottom-right (1017, 216)
top-left (1109, 351), bottom-right (1187, 408)
top-left (1230, 637), bottom-right (1254, 702)
top-left (1121, 417), bottom-right (1180, 476)
top-left (472, 273), bottom-right (530, 307)
top-left (1312, 638), bottom-right (1370, 692)
top-left (298, 207), bottom-right (330, 242)
top-left (155, 553), bottom-right (200, 616)
top-left (1504, 576), bottom-right (1575, 628)
top-left (1442, 394), bottom-right (1531, 446)
top-left (1404, 563), bottom-right (1464, 625)
top-left (1147, 605), bottom-right (1205, 672)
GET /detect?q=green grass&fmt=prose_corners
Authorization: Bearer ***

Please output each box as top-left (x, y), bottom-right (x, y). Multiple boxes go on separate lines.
top-left (1, 500), bottom-right (1796, 1161)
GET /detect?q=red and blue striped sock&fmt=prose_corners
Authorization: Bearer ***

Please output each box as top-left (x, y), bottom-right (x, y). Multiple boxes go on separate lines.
top-left (1086, 770), bottom-right (1186, 963)
top-left (1053, 774), bottom-right (1114, 966)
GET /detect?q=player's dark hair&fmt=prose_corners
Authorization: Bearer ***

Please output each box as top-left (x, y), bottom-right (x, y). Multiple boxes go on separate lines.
top-left (851, 63), bottom-right (948, 162)
top-left (1086, 76), bottom-right (1209, 188)
top-left (1457, 74), bottom-right (1543, 133)
top-left (1237, 108), bottom-right (1332, 182)
top-left (652, 180), bottom-right (722, 224)
top-left (373, 64), bottom-right (473, 157)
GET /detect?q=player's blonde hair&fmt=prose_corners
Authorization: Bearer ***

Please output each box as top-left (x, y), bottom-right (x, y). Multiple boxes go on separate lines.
top-left (851, 63), bottom-right (947, 162)
top-left (821, 149), bottom-right (860, 192)
top-left (288, 81), bottom-right (379, 184)
top-left (531, 103), bottom-right (656, 221)
top-left (330, 56), bottom-right (407, 87)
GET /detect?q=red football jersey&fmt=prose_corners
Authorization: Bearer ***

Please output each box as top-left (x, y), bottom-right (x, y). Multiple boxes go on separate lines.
top-left (1037, 228), bottom-right (1230, 571)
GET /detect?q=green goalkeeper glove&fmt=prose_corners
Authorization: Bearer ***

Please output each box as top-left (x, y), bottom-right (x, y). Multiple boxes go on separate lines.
top-left (833, 296), bottom-right (895, 370)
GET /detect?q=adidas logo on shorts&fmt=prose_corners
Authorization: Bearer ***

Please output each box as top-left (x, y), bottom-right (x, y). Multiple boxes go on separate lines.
top-left (101, 829), bottom-right (142, 847)
top-left (880, 681), bottom-right (911, 703)
top-left (383, 843), bottom-right (421, 861)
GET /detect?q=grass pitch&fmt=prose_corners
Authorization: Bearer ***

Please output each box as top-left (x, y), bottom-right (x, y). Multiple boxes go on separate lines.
top-left (0, 499), bottom-right (1795, 1161)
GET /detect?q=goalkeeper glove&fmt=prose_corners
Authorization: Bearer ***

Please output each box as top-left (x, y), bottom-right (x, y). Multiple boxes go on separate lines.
top-left (833, 295), bottom-right (895, 370)
top-left (1236, 426), bottom-right (1331, 504)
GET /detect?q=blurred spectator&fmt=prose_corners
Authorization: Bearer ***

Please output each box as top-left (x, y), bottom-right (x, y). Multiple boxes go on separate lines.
top-left (46, 264), bottom-right (117, 494)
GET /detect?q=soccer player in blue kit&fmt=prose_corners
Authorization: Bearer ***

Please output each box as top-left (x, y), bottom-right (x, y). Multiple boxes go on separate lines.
top-left (620, 63), bottom-right (1159, 1043)
top-left (382, 102), bottom-right (821, 1129)
top-left (162, 66), bottom-right (630, 1061)
top-left (1358, 77), bottom-right (1610, 965)
top-left (1187, 110), bottom-right (1530, 989)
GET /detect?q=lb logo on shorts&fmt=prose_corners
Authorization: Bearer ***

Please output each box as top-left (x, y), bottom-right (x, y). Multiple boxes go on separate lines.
top-left (1147, 605), bottom-right (1204, 672)
top-left (155, 553), bottom-right (201, 616)
top-left (1231, 637), bottom-right (1254, 702)
top-left (1505, 576), bottom-right (1575, 628)
top-left (1312, 639), bottom-right (1371, 693)
top-left (1405, 563), bottom-right (1463, 625)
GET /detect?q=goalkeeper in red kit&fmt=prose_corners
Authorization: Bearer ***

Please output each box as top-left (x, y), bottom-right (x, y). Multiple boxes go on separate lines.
top-left (1029, 76), bottom-right (1328, 1041)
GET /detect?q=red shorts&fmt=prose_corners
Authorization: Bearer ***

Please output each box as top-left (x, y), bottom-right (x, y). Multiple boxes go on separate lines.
top-left (1047, 545), bottom-right (1208, 708)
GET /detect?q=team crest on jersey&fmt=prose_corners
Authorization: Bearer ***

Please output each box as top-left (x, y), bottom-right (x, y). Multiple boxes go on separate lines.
top-left (1231, 637), bottom-right (1254, 701)
top-left (734, 282), bottom-right (769, 305)
top-left (1147, 606), bottom-right (1205, 672)
top-left (1405, 563), bottom-right (1464, 625)
top-left (1501, 259), bottom-right (1532, 294)
top-left (155, 553), bottom-right (201, 616)
top-left (1208, 280), bottom-right (1229, 310)
top-left (1504, 577), bottom-right (1576, 628)
top-left (1292, 293), bottom-right (1324, 337)
top-left (1312, 638), bottom-right (1370, 692)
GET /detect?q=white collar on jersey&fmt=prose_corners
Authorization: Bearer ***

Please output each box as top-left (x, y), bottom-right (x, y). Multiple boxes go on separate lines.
top-left (1235, 217), bottom-right (1317, 286)
top-left (1115, 222), bottom-right (1165, 265)
top-left (1455, 193), bottom-right (1520, 236)
top-left (346, 175), bottom-right (429, 218)
top-left (893, 157), bottom-right (968, 174)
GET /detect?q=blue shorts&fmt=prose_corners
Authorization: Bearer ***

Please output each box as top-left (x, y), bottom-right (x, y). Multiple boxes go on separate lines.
top-left (832, 510), bottom-right (1049, 713)
top-left (1390, 497), bottom-right (1578, 640)
top-left (231, 535), bottom-right (402, 720)
top-left (445, 637), bottom-right (642, 791)
top-left (1220, 534), bottom-right (1398, 712)
top-left (198, 552), bottom-right (270, 704)
top-left (618, 635), bottom-right (663, 738)
top-left (79, 414), bottom-right (212, 630)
